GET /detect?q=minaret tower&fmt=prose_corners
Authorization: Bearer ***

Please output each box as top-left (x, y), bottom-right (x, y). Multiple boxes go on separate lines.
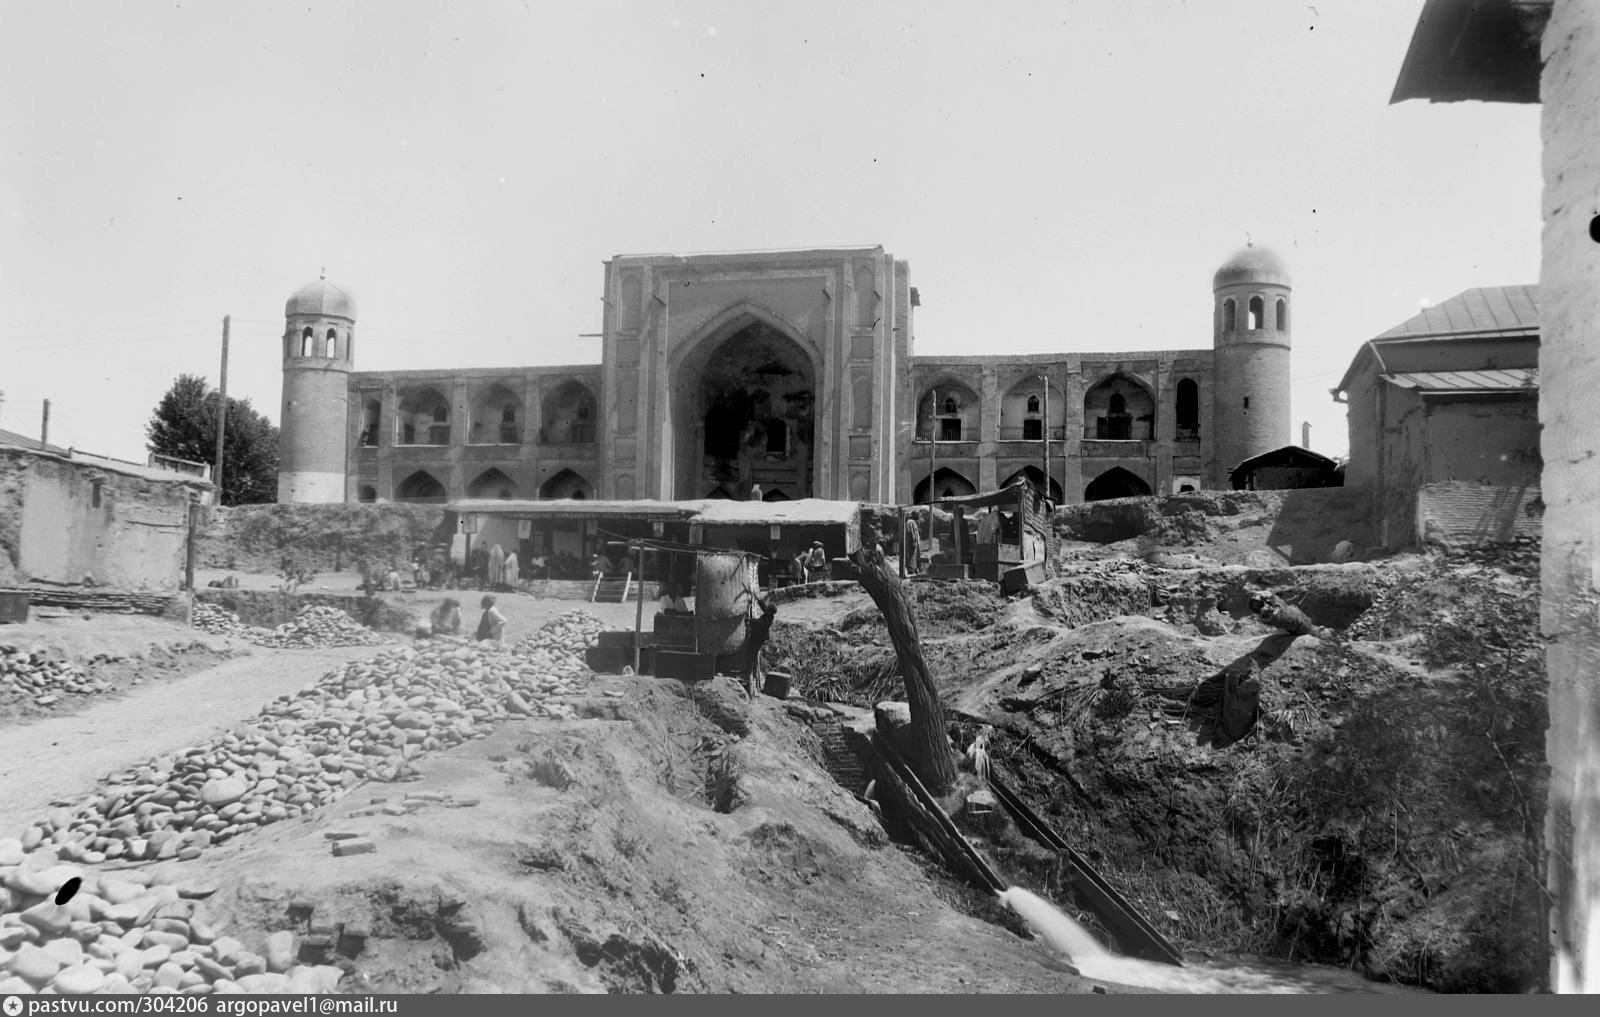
top-left (1209, 244), bottom-right (1292, 488)
top-left (277, 271), bottom-right (355, 503)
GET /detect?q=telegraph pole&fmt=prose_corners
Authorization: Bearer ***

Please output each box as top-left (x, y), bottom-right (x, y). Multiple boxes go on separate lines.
top-left (214, 315), bottom-right (230, 502)
top-left (40, 399), bottom-right (50, 450)
top-left (926, 388), bottom-right (938, 542)
top-left (1039, 375), bottom-right (1051, 499)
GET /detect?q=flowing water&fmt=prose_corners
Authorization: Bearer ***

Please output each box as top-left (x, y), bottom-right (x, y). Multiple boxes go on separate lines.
top-left (998, 886), bottom-right (1426, 994)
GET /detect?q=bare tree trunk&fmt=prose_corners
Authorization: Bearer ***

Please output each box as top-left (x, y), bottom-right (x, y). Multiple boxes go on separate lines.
top-left (850, 543), bottom-right (958, 796)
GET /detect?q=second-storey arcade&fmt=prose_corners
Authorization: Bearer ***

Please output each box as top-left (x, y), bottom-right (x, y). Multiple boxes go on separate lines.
top-left (276, 244), bottom-right (1294, 506)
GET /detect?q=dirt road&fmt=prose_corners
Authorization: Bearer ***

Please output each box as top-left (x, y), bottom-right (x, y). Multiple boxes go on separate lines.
top-left (0, 643), bottom-right (381, 827)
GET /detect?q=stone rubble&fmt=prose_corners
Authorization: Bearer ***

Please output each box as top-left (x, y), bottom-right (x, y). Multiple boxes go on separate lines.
top-left (9, 610), bottom-right (604, 868)
top-left (1, 645), bottom-right (111, 710)
top-left (0, 854), bottom-right (344, 996)
top-left (192, 603), bottom-right (386, 649)
top-left (0, 609), bottom-right (605, 995)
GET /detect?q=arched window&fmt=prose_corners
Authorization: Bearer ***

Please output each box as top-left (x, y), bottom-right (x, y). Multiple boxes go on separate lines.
top-left (1248, 296), bottom-right (1264, 330)
top-left (325, 328), bottom-right (338, 358)
top-left (300, 326), bottom-right (313, 357)
top-left (360, 399), bottom-right (380, 447)
top-left (432, 405), bottom-right (447, 423)
top-left (1109, 393), bottom-right (1127, 416)
top-left (1222, 299), bottom-right (1236, 332)
top-left (500, 404), bottom-right (518, 443)
top-left (1175, 378), bottom-right (1200, 440)
top-left (1026, 395), bottom-right (1040, 413)
top-left (1276, 297), bottom-right (1288, 331)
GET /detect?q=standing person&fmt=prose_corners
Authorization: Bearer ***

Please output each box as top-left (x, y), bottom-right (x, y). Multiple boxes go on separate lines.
top-left (802, 540), bottom-right (828, 582)
top-left (488, 543), bottom-right (506, 590)
top-left (503, 548), bottom-right (520, 592)
top-left (743, 594), bottom-right (778, 698)
top-left (903, 514), bottom-right (924, 575)
top-left (475, 594), bottom-right (508, 647)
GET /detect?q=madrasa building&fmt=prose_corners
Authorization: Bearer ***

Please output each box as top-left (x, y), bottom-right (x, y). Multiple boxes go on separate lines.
top-left (275, 244), bottom-right (1293, 507)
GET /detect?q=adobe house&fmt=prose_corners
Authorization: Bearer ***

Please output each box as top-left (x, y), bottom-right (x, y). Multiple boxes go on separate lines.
top-left (1333, 286), bottom-right (1541, 548)
top-left (0, 441), bottom-right (211, 615)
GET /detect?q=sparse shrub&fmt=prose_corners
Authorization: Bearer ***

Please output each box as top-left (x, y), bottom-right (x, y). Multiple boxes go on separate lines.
top-left (524, 749), bottom-right (575, 791)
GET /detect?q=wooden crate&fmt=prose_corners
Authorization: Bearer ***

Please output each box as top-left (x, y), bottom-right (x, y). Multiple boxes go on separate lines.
top-left (974, 543), bottom-right (1023, 565)
top-left (1000, 561), bottom-right (1048, 595)
top-left (653, 650), bottom-right (719, 682)
top-left (652, 612), bottom-right (697, 649)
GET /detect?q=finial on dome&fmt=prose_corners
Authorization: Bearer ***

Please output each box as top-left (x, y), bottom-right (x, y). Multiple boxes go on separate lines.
top-left (1245, 232), bottom-right (1253, 249)
top-left (320, 266), bottom-right (326, 280)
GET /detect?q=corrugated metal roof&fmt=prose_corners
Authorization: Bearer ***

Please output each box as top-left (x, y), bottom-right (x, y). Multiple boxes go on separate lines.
top-left (1383, 368), bottom-right (1539, 393)
top-left (1378, 285), bottom-right (1539, 339)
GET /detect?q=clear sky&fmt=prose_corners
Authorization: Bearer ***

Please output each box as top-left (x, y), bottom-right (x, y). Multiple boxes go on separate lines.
top-left (0, 0), bottom-right (1542, 466)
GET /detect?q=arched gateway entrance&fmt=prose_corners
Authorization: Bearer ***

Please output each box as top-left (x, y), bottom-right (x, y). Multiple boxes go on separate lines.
top-left (670, 313), bottom-right (818, 501)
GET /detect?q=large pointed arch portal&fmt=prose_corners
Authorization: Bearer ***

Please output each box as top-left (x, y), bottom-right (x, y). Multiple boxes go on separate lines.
top-left (668, 309), bottom-right (819, 501)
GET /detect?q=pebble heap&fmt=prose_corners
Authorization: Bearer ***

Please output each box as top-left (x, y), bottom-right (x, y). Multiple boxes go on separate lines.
top-left (1, 645), bottom-right (109, 709)
top-left (189, 603), bottom-right (268, 640)
top-left (0, 844), bottom-right (344, 996)
top-left (192, 603), bottom-right (386, 649)
top-left (10, 611), bottom-right (606, 867)
top-left (0, 610), bottom-right (606, 996)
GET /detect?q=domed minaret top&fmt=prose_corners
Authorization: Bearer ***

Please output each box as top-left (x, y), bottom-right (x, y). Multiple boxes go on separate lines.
top-left (1212, 243), bottom-right (1291, 291)
top-left (285, 270), bottom-right (357, 320)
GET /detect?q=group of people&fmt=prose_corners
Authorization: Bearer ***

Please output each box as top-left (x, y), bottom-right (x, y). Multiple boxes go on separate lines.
top-left (789, 540), bottom-right (829, 584)
top-left (423, 593), bottom-right (507, 647)
top-left (468, 542), bottom-right (523, 591)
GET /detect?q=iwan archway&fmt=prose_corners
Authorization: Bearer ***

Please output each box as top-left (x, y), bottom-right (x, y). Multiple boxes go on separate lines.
top-left (669, 310), bottom-right (819, 501)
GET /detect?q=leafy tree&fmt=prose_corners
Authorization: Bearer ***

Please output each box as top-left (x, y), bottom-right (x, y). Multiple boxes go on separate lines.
top-left (146, 374), bottom-right (280, 505)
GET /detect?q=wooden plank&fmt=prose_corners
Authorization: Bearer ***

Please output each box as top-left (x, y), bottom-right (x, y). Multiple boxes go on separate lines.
top-left (986, 771), bottom-right (1184, 966)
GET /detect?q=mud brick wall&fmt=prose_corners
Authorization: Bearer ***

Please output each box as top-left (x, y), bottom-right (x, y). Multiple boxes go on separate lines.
top-left (1416, 482), bottom-right (1542, 548)
top-left (198, 503), bottom-right (450, 574)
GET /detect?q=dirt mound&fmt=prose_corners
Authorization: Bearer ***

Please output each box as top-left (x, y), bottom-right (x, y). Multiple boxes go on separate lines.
top-left (951, 555), bottom-right (1546, 992)
top-left (1052, 489), bottom-right (1378, 566)
top-left (190, 676), bottom-right (1087, 994)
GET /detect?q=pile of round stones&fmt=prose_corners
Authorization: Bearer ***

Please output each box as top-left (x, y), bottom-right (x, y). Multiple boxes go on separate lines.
top-left (254, 606), bottom-right (387, 649)
top-left (189, 603), bottom-right (267, 640)
top-left (1, 645), bottom-right (109, 710)
top-left (9, 611), bottom-right (606, 868)
top-left (192, 603), bottom-right (386, 649)
top-left (0, 844), bottom-right (343, 996)
top-left (0, 610), bottom-right (606, 995)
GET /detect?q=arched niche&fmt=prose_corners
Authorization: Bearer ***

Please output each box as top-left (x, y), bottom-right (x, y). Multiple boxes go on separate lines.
top-left (541, 380), bottom-right (596, 445)
top-left (539, 468), bottom-right (592, 500)
top-left (999, 376), bottom-right (1065, 441)
top-left (1083, 375), bottom-right (1155, 440)
top-left (916, 378), bottom-right (980, 442)
top-left (1084, 467), bottom-right (1152, 502)
top-left (397, 388), bottom-right (451, 446)
top-left (912, 466), bottom-right (977, 505)
top-left (469, 382), bottom-right (524, 445)
top-left (394, 470), bottom-right (447, 503)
